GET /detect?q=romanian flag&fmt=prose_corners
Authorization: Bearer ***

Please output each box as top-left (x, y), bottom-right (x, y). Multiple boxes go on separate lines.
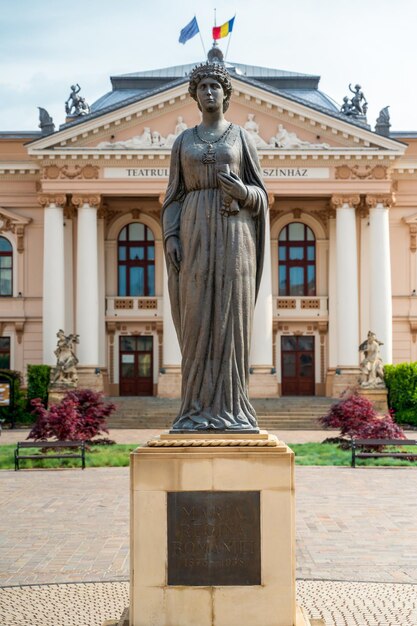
top-left (212, 16), bottom-right (235, 40)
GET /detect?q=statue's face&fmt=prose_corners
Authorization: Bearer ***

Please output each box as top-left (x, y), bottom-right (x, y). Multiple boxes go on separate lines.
top-left (196, 77), bottom-right (224, 113)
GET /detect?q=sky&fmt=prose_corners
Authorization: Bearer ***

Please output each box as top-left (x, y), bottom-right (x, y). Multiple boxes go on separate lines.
top-left (0, 0), bottom-right (415, 133)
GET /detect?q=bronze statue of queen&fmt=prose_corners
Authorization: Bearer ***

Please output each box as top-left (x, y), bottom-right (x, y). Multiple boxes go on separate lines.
top-left (162, 62), bottom-right (268, 431)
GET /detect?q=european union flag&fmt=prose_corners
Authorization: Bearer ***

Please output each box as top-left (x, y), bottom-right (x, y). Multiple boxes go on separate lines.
top-left (179, 16), bottom-right (199, 44)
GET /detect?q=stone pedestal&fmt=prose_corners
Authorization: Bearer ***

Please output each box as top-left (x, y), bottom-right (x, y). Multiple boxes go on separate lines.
top-left (128, 431), bottom-right (316, 626)
top-left (76, 366), bottom-right (105, 393)
top-left (157, 366), bottom-right (182, 398)
top-left (357, 386), bottom-right (389, 413)
top-left (330, 367), bottom-right (361, 398)
top-left (48, 384), bottom-right (76, 407)
top-left (249, 366), bottom-right (279, 397)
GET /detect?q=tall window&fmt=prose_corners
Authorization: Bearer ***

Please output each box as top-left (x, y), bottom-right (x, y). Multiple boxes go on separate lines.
top-left (0, 237), bottom-right (12, 296)
top-left (118, 223), bottom-right (155, 296)
top-left (278, 223), bottom-right (316, 296)
top-left (0, 337), bottom-right (10, 368)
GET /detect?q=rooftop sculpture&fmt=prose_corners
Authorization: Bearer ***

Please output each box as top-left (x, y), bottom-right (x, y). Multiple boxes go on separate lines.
top-left (375, 106), bottom-right (391, 137)
top-left (38, 107), bottom-right (55, 135)
top-left (65, 84), bottom-right (90, 117)
top-left (340, 83), bottom-right (368, 119)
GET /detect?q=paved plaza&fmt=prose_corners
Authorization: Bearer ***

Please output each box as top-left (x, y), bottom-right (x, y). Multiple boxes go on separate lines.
top-left (0, 434), bottom-right (416, 625)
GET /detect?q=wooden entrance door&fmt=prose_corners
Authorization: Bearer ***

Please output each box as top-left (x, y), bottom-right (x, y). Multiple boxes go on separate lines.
top-left (281, 336), bottom-right (315, 396)
top-left (119, 336), bottom-right (153, 396)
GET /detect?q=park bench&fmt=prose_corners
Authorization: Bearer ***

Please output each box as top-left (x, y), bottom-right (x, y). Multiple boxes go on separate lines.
top-left (351, 438), bottom-right (417, 468)
top-left (14, 441), bottom-right (86, 471)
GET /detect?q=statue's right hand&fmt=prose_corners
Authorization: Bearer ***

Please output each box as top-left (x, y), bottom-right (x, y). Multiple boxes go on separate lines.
top-left (166, 236), bottom-right (182, 272)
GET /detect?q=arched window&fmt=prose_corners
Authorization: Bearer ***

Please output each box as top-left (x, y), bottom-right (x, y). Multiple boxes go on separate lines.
top-left (0, 237), bottom-right (12, 297)
top-left (278, 223), bottom-right (315, 296)
top-left (118, 223), bottom-right (155, 296)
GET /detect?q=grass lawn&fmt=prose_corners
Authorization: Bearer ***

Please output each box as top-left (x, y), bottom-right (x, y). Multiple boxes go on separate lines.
top-left (1, 442), bottom-right (417, 470)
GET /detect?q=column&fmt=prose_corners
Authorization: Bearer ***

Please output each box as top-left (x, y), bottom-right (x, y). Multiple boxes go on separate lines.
top-left (97, 209), bottom-right (106, 367)
top-left (73, 195), bottom-right (100, 367)
top-left (327, 211), bottom-right (338, 369)
top-left (158, 260), bottom-right (182, 397)
top-left (366, 194), bottom-right (393, 363)
top-left (63, 210), bottom-right (74, 333)
top-left (250, 204), bottom-right (277, 397)
top-left (332, 194), bottom-right (360, 370)
top-left (39, 194), bottom-right (66, 365)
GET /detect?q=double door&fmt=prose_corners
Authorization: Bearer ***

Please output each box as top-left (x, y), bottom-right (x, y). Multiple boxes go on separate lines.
top-left (281, 335), bottom-right (315, 396)
top-left (119, 336), bottom-right (153, 396)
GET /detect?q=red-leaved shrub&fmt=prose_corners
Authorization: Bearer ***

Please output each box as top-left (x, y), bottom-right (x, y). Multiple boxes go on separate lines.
top-left (29, 389), bottom-right (116, 442)
top-left (320, 392), bottom-right (405, 440)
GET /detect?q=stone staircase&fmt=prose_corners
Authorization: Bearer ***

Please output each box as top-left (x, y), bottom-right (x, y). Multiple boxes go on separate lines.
top-left (106, 396), bottom-right (336, 430)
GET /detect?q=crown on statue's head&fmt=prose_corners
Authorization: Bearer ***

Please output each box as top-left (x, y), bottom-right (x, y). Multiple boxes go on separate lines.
top-left (189, 62), bottom-right (231, 86)
top-left (188, 62), bottom-right (233, 111)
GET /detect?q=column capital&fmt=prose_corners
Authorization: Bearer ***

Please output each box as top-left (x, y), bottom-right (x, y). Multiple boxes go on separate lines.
top-left (38, 193), bottom-right (66, 208)
top-left (72, 194), bottom-right (101, 209)
top-left (267, 193), bottom-right (275, 208)
top-left (366, 194), bottom-right (395, 209)
top-left (330, 194), bottom-right (360, 209)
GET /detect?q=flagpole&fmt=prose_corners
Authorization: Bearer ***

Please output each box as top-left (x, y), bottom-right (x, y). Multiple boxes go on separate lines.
top-left (224, 14), bottom-right (236, 61)
top-left (198, 29), bottom-right (207, 58)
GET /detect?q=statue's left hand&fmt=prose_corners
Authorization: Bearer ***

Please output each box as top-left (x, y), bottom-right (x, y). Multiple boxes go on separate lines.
top-left (217, 171), bottom-right (248, 202)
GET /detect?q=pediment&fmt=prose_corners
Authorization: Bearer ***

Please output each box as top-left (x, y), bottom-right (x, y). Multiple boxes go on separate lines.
top-left (0, 207), bottom-right (31, 228)
top-left (27, 77), bottom-right (405, 158)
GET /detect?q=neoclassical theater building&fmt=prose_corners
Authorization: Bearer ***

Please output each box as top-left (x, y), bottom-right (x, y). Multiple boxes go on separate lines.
top-left (1, 50), bottom-right (417, 398)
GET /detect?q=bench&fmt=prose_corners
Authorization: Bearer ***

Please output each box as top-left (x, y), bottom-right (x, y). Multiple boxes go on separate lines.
top-left (14, 441), bottom-right (86, 471)
top-left (351, 438), bottom-right (417, 468)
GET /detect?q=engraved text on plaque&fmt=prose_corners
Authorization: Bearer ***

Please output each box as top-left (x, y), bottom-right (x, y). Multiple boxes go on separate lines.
top-left (167, 491), bottom-right (261, 586)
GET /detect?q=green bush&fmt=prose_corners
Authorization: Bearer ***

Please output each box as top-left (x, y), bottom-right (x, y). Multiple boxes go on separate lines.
top-left (0, 369), bottom-right (31, 425)
top-left (384, 362), bottom-right (417, 426)
top-left (27, 364), bottom-right (51, 408)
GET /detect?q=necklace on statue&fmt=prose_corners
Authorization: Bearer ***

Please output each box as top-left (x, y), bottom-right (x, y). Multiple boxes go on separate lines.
top-left (194, 123), bottom-right (233, 164)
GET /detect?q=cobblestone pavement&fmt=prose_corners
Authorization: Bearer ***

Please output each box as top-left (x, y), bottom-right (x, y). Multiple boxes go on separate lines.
top-left (1, 580), bottom-right (416, 626)
top-left (1, 466), bottom-right (416, 625)
top-left (1, 466), bottom-right (416, 586)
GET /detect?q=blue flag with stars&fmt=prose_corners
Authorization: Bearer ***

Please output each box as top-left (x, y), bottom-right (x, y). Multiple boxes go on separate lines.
top-left (179, 16), bottom-right (199, 44)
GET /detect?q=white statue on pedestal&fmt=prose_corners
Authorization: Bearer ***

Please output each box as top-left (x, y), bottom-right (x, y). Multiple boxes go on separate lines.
top-left (164, 116), bottom-right (188, 147)
top-left (269, 124), bottom-right (330, 149)
top-left (51, 329), bottom-right (79, 386)
top-left (244, 113), bottom-right (270, 148)
top-left (359, 331), bottom-right (385, 388)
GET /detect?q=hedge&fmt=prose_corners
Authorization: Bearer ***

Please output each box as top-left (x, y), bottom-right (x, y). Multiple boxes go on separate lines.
top-left (384, 362), bottom-right (417, 426)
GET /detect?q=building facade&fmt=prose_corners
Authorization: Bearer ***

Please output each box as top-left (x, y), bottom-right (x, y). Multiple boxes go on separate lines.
top-left (1, 57), bottom-right (417, 398)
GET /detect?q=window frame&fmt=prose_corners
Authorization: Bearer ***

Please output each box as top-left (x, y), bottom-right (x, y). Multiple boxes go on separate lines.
top-left (117, 223), bottom-right (155, 297)
top-left (278, 223), bottom-right (316, 296)
top-left (0, 336), bottom-right (11, 369)
top-left (0, 236), bottom-right (13, 297)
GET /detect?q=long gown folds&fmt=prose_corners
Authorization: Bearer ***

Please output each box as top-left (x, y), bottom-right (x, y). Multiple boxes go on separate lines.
top-left (162, 124), bottom-right (268, 430)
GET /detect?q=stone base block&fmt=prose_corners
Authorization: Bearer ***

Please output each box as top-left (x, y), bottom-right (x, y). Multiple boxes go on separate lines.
top-left (249, 366), bottom-right (279, 397)
top-left (357, 387), bottom-right (389, 413)
top-left (157, 366), bottom-right (181, 398)
top-left (48, 387), bottom-right (73, 407)
top-left (106, 605), bottom-right (322, 626)
top-left (330, 367), bottom-right (361, 398)
top-left (76, 366), bottom-right (105, 393)
top-left (130, 431), bottom-right (306, 626)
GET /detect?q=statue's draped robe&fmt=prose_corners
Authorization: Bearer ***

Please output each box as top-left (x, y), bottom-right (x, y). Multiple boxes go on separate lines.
top-left (162, 125), bottom-right (268, 430)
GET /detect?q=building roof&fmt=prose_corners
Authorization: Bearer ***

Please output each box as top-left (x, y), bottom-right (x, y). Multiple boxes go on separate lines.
top-left (0, 131), bottom-right (42, 139)
top-left (89, 60), bottom-right (339, 119)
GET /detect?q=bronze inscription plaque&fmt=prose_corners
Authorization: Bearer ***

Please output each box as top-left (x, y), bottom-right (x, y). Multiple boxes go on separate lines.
top-left (167, 491), bottom-right (261, 586)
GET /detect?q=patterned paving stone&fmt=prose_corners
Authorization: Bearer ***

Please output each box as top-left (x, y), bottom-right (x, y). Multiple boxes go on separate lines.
top-left (1, 466), bottom-right (417, 586)
top-left (0, 580), bottom-right (416, 626)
